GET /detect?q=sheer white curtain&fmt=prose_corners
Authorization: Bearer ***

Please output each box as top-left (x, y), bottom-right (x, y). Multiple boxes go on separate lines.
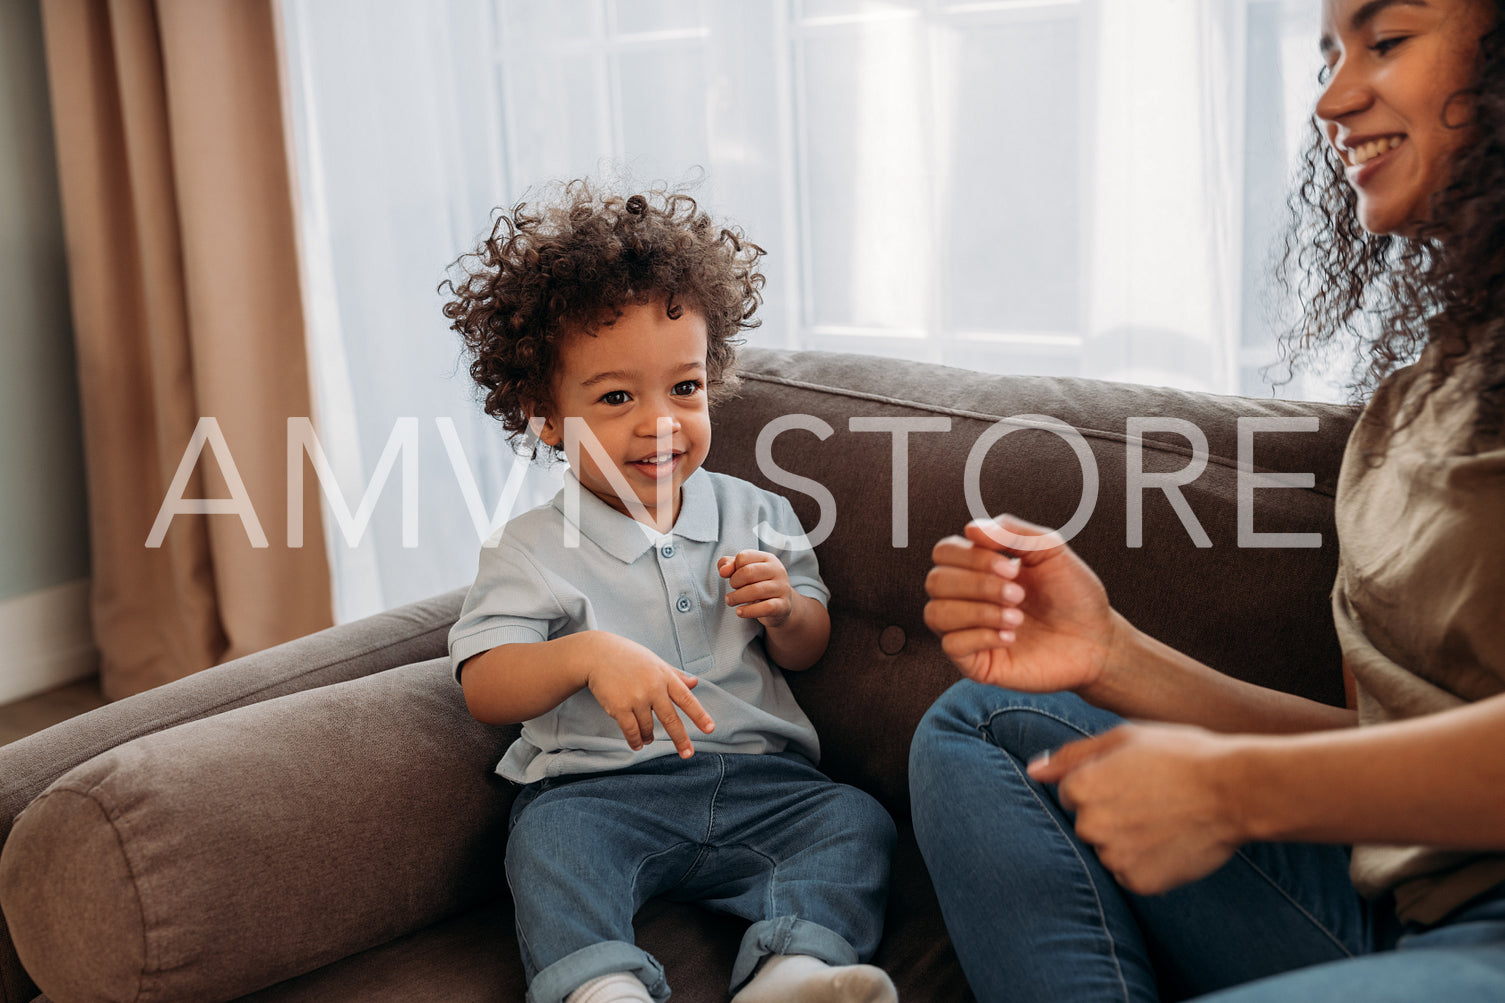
top-left (278, 0), bottom-right (1328, 621)
top-left (279, 0), bottom-right (545, 622)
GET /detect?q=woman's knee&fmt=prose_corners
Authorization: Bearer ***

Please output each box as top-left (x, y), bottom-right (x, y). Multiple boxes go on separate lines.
top-left (909, 680), bottom-right (1021, 807)
top-left (923, 679), bottom-right (1095, 727)
top-left (909, 681), bottom-right (1120, 792)
top-left (912, 680), bottom-right (1090, 752)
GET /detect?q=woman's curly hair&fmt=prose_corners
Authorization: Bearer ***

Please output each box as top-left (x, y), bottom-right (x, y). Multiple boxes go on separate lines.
top-left (1277, 2), bottom-right (1505, 449)
top-left (440, 180), bottom-right (766, 451)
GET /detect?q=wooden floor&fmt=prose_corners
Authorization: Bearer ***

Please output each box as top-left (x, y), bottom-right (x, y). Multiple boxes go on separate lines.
top-left (0, 677), bottom-right (107, 747)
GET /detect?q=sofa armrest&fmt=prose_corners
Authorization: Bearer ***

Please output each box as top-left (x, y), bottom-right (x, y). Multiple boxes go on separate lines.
top-left (0, 586), bottom-right (466, 1003)
top-left (2, 657), bottom-right (516, 1003)
top-left (0, 587), bottom-right (466, 843)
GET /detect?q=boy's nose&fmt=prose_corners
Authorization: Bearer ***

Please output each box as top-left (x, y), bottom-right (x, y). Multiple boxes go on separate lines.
top-left (636, 411), bottom-right (681, 438)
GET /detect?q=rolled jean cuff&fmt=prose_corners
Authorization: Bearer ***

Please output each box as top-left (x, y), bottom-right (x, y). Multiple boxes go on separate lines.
top-left (526, 940), bottom-right (669, 1003)
top-left (730, 916), bottom-right (860, 991)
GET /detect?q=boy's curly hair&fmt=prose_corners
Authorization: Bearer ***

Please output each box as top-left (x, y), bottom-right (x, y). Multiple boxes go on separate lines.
top-left (1277, 4), bottom-right (1505, 450)
top-left (440, 180), bottom-right (766, 450)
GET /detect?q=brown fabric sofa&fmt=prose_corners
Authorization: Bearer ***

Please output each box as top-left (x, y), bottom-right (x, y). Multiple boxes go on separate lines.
top-left (0, 348), bottom-right (1357, 1002)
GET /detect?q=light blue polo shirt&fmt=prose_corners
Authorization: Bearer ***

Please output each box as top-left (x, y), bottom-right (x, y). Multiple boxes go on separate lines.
top-left (449, 467), bottom-right (828, 784)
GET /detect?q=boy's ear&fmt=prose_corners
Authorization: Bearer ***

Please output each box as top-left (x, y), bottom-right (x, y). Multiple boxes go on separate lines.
top-left (526, 406), bottom-right (562, 448)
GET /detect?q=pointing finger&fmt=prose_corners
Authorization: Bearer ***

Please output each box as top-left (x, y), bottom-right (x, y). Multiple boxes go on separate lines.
top-left (669, 678), bottom-right (715, 735)
top-left (1027, 727), bottom-right (1132, 783)
top-left (654, 699), bottom-right (694, 758)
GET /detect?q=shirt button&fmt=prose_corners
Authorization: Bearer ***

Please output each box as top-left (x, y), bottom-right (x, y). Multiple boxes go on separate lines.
top-left (660, 543), bottom-right (676, 559)
top-left (675, 595), bottom-right (692, 613)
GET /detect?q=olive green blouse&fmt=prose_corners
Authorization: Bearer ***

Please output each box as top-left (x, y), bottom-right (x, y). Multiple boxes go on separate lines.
top-left (1333, 340), bottom-right (1505, 925)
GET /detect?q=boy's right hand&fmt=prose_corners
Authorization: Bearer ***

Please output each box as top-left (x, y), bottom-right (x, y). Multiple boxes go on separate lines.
top-left (585, 636), bottom-right (715, 758)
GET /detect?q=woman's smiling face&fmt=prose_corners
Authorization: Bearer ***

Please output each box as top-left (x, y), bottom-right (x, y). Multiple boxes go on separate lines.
top-left (1316, 0), bottom-right (1494, 235)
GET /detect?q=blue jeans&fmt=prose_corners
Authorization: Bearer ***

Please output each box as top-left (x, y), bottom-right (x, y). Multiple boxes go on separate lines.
top-left (909, 681), bottom-right (1505, 1002)
top-left (505, 749), bottom-right (896, 1003)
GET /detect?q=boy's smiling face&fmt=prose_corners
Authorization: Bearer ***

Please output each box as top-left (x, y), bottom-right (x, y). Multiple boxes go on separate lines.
top-left (534, 300), bottom-right (712, 531)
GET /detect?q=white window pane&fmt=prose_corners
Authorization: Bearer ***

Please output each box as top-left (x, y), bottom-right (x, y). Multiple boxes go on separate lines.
top-left (501, 0), bottom-right (601, 42)
top-left (501, 51), bottom-right (609, 183)
top-left (1241, 2), bottom-right (1285, 344)
top-left (612, 0), bottom-right (703, 34)
top-left (617, 46), bottom-right (710, 183)
top-left (797, 0), bottom-right (921, 21)
top-left (800, 21), bottom-right (930, 332)
top-left (942, 16), bottom-right (1080, 335)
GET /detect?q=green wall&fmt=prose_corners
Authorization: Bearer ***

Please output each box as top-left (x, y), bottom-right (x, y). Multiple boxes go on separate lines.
top-left (0, 0), bottom-right (90, 601)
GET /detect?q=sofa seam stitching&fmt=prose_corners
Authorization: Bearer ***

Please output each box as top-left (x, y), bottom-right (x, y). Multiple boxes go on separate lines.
top-left (89, 780), bottom-right (153, 1001)
top-left (43, 784), bottom-right (151, 1002)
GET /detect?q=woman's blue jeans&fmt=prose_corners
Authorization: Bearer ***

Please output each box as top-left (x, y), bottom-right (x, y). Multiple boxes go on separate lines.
top-left (505, 749), bottom-right (895, 1003)
top-left (908, 680), bottom-right (1505, 1002)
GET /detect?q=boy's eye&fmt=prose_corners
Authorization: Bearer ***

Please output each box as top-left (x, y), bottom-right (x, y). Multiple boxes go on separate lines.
top-left (600, 390), bottom-right (630, 406)
top-left (672, 379), bottom-right (704, 397)
top-left (1371, 36), bottom-right (1407, 55)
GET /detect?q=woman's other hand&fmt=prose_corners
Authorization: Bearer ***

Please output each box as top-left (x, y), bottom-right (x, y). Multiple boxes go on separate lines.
top-left (1027, 723), bottom-right (1245, 895)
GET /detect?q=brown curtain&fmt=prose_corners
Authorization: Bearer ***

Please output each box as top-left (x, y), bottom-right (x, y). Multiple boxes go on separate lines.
top-left (41, 0), bottom-right (332, 699)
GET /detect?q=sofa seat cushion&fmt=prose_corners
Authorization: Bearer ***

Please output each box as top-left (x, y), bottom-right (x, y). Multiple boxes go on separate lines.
top-left (0, 659), bottom-right (516, 1003)
top-left (189, 824), bottom-right (961, 1001)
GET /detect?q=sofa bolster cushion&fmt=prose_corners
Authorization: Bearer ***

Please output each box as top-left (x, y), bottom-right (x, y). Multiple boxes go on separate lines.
top-left (0, 659), bottom-right (517, 1003)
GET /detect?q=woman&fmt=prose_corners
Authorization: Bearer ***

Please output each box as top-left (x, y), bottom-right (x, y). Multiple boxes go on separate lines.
top-left (911, 0), bottom-right (1505, 1000)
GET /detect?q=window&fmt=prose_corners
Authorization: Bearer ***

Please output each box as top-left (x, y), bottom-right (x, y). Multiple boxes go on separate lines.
top-left (280, 0), bottom-right (1330, 619)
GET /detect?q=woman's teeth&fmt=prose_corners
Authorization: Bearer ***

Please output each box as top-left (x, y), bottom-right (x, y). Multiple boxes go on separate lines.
top-left (1349, 136), bottom-right (1403, 166)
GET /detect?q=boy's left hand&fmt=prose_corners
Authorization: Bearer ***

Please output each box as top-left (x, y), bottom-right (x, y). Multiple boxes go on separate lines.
top-left (718, 550), bottom-right (795, 628)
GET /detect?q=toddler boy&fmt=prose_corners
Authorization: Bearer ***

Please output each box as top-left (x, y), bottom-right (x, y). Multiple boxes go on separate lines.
top-left (443, 182), bottom-right (897, 1003)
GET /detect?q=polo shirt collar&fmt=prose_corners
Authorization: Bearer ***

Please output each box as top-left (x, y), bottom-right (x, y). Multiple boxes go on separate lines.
top-left (554, 467), bottom-right (720, 564)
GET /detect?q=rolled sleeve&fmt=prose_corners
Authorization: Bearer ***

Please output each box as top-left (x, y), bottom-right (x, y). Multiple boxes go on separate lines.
top-left (449, 622), bottom-right (548, 679)
top-left (448, 539), bottom-right (566, 681)
top-left (792, 581), bottom-right (829, 607)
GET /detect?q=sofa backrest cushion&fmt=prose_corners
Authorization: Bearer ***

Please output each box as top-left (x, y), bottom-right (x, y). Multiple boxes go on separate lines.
top-left (0, 659), bottom-right (517, 1003)
top-left (704, 349), bottom-right (1358, 813)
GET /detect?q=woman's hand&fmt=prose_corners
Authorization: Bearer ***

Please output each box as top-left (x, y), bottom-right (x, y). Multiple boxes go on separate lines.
top-left (923, 514), bottom-right (1118, 695)
top-left (1028, 723), bottom-right (1246, 895)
